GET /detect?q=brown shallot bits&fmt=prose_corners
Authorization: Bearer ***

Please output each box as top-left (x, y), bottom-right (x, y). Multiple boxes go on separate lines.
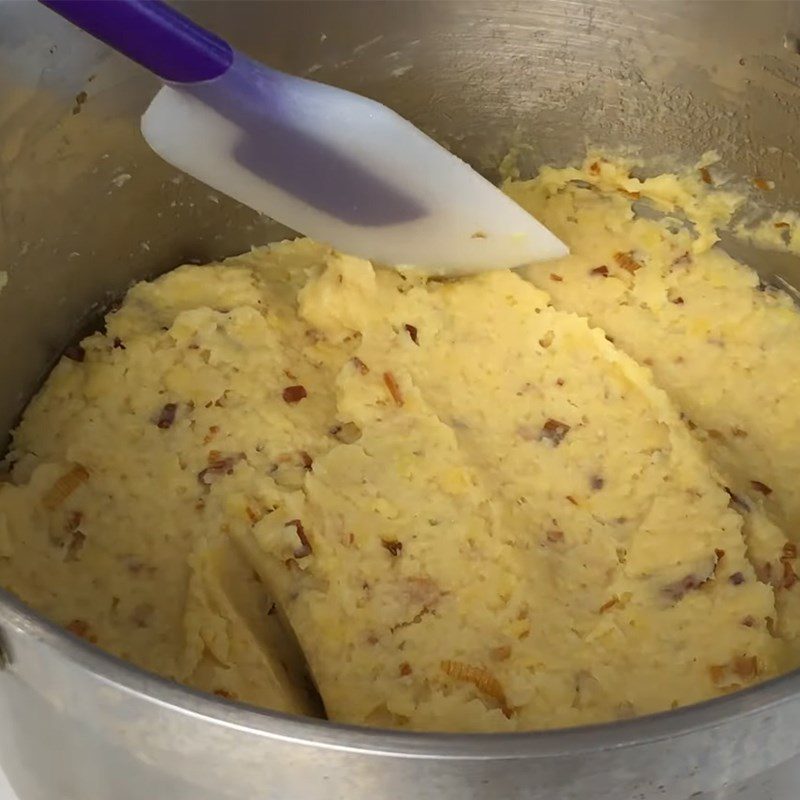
top-left (352, 357), bottom-right (369, 374)
top-left (440, 660), bottom-right (511, 718)
top-left (286, 519), bottom-right (312, 558)
top-left (750, 480), bottom-right (773, 496)
top-left (381, 539), bottom-right (403, 557)
top-left (63, 512), bottom-right (86, 561)
top-left (708, 664), bottom-right (726, 685)
top-left (590, 265), bottom-right (609, 277)
top-left (598, 596), bottom-right (619, 613)
top-left (404, 324), bottom-right (419, 345)
top-left (663, 571), bottom-right (711, 602)
top-left (198, 453), bottom-right (243, 486)
top-left (390, 605), bottom-right (433, 634)
top-left (757, 541), bottom-right (800, 591)
top-left (43, 464), bottom-right (90, 510)
top-left (539, 418), bottom-right (570, 446)
top-left (155, 402), bottom-right (178, 429)
top-left (207, 449), bottom-right (223, 464)
top-left (613, 251), bottom-right (642, 274)
top-left (709, 655), bottom-right (760, 691)
top-left (783, 561), bottom-right (798, 590)
top-left (732, 655), bottom-right (759, 680)
top-left (673, 251), bottom-right (692, 267)
top-left (383, 372), bottom-right (404, 406)
top-left (766, 616), bottom-right (777, 636)
top-left (203, 425), bottom-right (220, 445)
top-left (282, 385), bottom-right (307, 404)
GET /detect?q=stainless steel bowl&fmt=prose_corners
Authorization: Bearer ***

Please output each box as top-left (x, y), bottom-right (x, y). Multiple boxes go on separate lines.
top-left (2, 2), bottom-right (800, 798)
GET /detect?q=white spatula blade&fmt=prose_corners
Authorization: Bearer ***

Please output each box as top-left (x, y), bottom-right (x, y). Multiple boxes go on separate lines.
top-left (142, 55), bottom-right (568, 274)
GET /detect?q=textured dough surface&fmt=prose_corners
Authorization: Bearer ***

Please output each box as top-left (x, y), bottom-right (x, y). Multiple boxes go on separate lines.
top-left (1, 159), bottom-right (799, 732)
top-left (509, 157), bottom-right (800, 539)
top-left (508, 156), bottom-right (800, 648)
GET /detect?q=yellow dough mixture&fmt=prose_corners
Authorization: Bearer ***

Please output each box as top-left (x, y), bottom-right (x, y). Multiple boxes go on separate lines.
top-left (1, 155), bottom-right (799, 732)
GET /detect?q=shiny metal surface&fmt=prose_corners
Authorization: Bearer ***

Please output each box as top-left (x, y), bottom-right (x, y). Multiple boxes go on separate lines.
top-left (2, 1), bottom-right (800, 798)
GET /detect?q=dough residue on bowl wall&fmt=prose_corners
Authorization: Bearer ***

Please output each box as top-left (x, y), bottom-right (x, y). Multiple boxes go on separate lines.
top-left (1, 154), bottom-right (799, 732)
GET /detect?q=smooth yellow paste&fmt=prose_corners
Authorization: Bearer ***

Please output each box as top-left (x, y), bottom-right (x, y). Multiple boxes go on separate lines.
top-left (0, 156), bottom-right (798, 732)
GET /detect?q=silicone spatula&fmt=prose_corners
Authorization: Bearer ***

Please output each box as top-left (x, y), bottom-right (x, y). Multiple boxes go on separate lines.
top-left (40, 0), bottom-right (568, 274)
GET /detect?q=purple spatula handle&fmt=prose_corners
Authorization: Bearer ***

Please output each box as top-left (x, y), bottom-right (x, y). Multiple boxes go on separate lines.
top-left (39, 0), bottom-right (233, 83)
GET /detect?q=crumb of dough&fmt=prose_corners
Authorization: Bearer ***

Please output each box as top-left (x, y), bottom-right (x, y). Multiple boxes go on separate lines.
top-left (0, 157), bottom-right (799, 732)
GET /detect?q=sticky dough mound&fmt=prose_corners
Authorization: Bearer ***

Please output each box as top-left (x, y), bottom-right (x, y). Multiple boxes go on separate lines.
top-left (1, 156), bottom-right (799, 732)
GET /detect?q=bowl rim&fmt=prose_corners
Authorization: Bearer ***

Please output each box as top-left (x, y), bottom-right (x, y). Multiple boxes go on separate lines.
top-left (2, 585), bottom-right (798, 759)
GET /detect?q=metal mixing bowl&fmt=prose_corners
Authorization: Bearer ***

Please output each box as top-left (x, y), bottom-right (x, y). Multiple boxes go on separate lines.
top-left (2, 2), bottom-right (800, 798)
